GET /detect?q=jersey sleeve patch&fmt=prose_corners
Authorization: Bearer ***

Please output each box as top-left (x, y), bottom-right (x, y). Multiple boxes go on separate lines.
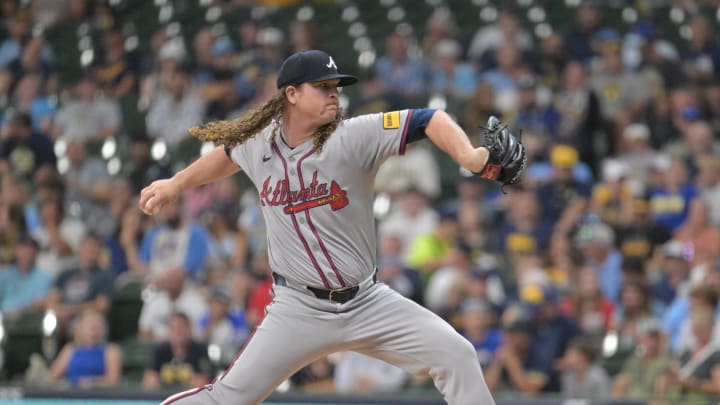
top-left (383, 111), bottom-right (400, 129)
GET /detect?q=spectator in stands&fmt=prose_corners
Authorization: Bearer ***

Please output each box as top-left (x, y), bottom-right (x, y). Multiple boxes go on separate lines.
top-left (649, 158), bottom-right (698, 233)
top-left (459, 298), bottom-right (502, 368)
top-left (588, 28), bottom-right (650, 153)
top-left (428, 39), bottom-right (477, 101)
top-left (0, 10), bottom-right (31, 68)
top-left (667, 284), bottom-right (720, 357)
top-left (45, 232), bottom-right (114, 339)
top-left (611, 317), bottom-right (671, 399)
top-left (138, 267), bottom-right (208, 342)
top-left (512, 74), bottom-right (560, 143)
top-left (680, 15), bottom-right (720, 82)
top-left (564, 1), bottom-right (603, 63)
top-left (696, 155), bottom-right (720, 228)
top-left (674, 199), bottom-right (720, 263)
top-left (480, 44), bottom-right (527, 114)
top-left (195, 286), bottom-right (249, 363)
top-left (0, 235), bottom-right (52, 320)
top-left (462, 83), bottom-right (502, 142)
top-left (245, 251), bottom-right (273, 328)
top-left (576, 221), bottom-right (622, 304)
top-left (615, 197), bottom-right (671, 262)
top-left (536, 34), bottom-right (567, 89)
top-left (374, 31), bottom-right (429, 103)
top-left (558, 336), bottom-right (610, 399)
top-left (589, 159), bottom-right (633, 227)
top-left (634, 22), bottom-right (685, 91)
top-left (376, 252), bottom-right (424, 306)
top-left (554, 61), bottom-right (602, 169)
top-left (657, 309), bottom-right (720, 399)
top-left (421, 8), bottom-right (458, 58)
top-left (346, 68), bottom-right (403, 116)
top-left (0, 111), bottom-right (55, 180)
top-left (378, 187), bottom-right (438, 261)
top-left (200, 37), bottom-right (250, 121)
top-left (93, 28), bottom-right (140, 98)
top-left (205, 200), bottom-right (247, 273)
top-left (616, 123), bottom-right (656, 187)
top-left (124, 132), bottom-right (172, 194)
top-left (425, 241), bottom-right (478, 313)
top-left (289, 20), bottom-right (320, 54)
top-left (191, 28), bottom-right (215, 85)
top-left (612, 280), bottom-right (662, 345)
top-left (290, 357), bottom-right (335, 393)
top-left (536, 145), bottom-right (591, 232)
top-left (1, 36), bottom-right (55, 95)
top-left (48, 308), bottom-right (121, 388)
top-left (495, 189), bottom-right (553, 260)
top-left (5, 72), bottom-right (55, 134)
top-left (483, 317), bottom-right (539, 394)
top-left (132, 197), bottom-right (210, 280)
top-left (374, 143), bottom-right (441, 200)
top-left (52, 75), bottom-right (121, 141)
top-left (560, 265), bottom-right (615, 337)
top-left (333, 352), bottom-right (407, 394)
top-left (467, 7), bottom-right (532, 65)
top-left (146, 65), bottom-right (205, 149)
top-left (406, 210), bottom-right (458, 274)
top-left (63, 138), bottom-right (114, 236)
top-left (143, 311), bottom-right (212, 390)
top-left (32, 196), bottom-right (86, 277)
top-left (138, 36), bottom-right (186, 111)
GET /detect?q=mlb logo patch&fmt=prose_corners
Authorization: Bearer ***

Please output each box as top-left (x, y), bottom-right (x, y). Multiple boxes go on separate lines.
top-left (383, 111), bottom-right (400, 129)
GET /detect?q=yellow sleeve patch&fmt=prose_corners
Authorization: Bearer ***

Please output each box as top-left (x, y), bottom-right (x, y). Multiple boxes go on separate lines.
top-left (383, 111), bottom-right (400, 129)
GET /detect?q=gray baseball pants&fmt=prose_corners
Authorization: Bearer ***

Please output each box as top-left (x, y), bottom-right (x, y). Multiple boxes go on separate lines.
top-left (161, 280), bottom-right (495, 405)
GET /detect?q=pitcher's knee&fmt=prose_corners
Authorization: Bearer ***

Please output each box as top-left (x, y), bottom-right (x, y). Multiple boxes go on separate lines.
top-left (437, 337), bottom-right (482, 375)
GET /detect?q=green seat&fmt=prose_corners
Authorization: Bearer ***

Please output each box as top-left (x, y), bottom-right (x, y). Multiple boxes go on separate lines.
top-left (2, 311), bottom-right (45, 379)
top-left (120, 337), bottom-right (154, 386)
top-left (107, 281), bottom-right (143, 343)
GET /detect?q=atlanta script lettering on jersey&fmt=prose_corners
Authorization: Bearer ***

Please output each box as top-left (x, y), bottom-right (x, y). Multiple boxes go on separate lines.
top-left (259, 170), bottom-right (349, 214)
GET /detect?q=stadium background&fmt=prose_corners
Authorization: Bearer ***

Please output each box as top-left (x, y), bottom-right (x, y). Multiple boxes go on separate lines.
top-left (1, 0), bottom-right (720, 403)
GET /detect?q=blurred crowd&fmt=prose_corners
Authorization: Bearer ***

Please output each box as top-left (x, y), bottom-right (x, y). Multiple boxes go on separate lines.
top-left (1, 0), bottom-right (720, 402)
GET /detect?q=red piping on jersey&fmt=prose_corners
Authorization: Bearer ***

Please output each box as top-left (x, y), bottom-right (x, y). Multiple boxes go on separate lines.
top-left (272, 143), bottom-right (331, 288)
top-left (296, 148), bottom-right (347, 288)
top-left (161, 385), bottom-right (209, 404)
top-left (398, 109), bottom-right (413, 155)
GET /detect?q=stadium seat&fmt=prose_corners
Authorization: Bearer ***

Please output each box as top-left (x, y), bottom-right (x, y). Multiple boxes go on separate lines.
top-left (1, 311), bottom-right (45, 380)
top-left (107, 280), bottom-right (144, 343)
top-left (120, 337), bottom-right (154, 386)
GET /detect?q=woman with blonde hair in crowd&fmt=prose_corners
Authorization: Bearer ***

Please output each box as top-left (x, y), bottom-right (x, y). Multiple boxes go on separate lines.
top-left (48, 308), bottom-right (121, 388)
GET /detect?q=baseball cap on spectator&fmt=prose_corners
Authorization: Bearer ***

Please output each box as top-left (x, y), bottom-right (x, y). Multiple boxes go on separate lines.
top-left (517, 74), bottom-right (538, 90)
top-left (211, 37), bottom-right (235, 57)
top-left (637, 318), bottom-right (663, 336)
top-left (210, 286), bottom-right (233, 304)
top-left (503, 318), bottom-right (533, 334)
top-left (663, 240), bottom-right (689, 261)
top-left (594, 28), bottom-right (621, 51)
top-left (652, 154), bottom-right (671, 172)
top-left (681, 106), bottom-right (701, 121)
top-left (159, 38), bottom-right (187, 61)
top-left (460, 298), bottom-right (490, 315)
top-left (277, 49), bottom-right (358, 89)
top-left (256, 27), bottom-right (283, 47)
top-left (551, 145), bottom-right (579, 169)
top-left (623, 123), bottom-right (650, 142)
top-left (432, 39), bottom-right (462, 59)
top-left (16, 233), bottom-right (39, 249)
top-left (575, 222), bottom-right (615, 247)
top-left (602, 159), bottom-right (627, 182)
top-left (633, 23), bottom-right (656, 42)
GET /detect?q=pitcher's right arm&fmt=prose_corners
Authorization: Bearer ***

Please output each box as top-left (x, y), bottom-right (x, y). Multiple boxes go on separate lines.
top-left (139, 146), bottom-right (241, 215)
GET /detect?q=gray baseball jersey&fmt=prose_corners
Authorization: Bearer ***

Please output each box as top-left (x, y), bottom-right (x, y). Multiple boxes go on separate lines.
top-left (162, 108), bottom-right (496, 405)
top-left (228, 110), bottom-right (412, 288)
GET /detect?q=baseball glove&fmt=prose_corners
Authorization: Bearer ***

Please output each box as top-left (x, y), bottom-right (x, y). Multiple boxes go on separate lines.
top-left (476, 116), bottom-right (527, 187)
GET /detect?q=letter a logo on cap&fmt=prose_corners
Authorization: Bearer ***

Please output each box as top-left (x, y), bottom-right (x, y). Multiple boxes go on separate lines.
top-left (326, 56), bottom-right (337, 69)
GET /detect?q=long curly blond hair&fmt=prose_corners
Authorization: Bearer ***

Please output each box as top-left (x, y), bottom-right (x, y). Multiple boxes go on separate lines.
top-left (189, 89), bottom-right (342, 153)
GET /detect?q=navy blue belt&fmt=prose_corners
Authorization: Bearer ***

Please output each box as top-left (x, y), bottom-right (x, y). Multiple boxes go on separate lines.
top-left (272, 270), bottom-right (378, 304)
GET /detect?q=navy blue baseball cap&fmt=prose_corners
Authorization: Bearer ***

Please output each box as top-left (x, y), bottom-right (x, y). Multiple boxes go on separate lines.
top-left (276, 50), bottom-right (358, 89)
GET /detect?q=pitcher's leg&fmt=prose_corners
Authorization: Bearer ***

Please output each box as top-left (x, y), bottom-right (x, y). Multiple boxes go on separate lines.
top-left (351, 285), bottom-right (495, 405)
top-left (161, 287), bottom-right (342, 405)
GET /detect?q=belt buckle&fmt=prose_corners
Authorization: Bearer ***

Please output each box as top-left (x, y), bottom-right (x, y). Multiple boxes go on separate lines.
top-left (327, 287), bottom-right (350, 303)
